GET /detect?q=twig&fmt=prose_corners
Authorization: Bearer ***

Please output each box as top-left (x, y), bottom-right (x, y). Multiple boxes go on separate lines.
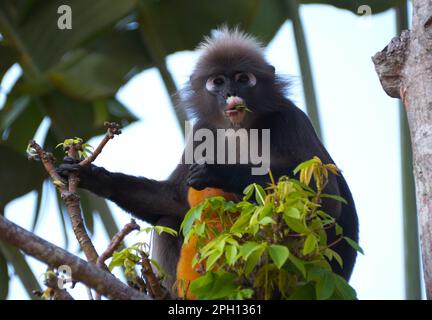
top-left (141, 252), bottom-right (167, 299)
top-left (327, 236), bottom-right (344, 249)
top-left (95, 219), bottom-right (140, 300)
top-left (28, 142), bottom-right (66, 192)
top-left (80, 122), bottom-right (122, 167)
top-left (29, 140), bottom-right (99, 265)
top-left (97, 219), bottom-right (140, 269)
top-left (44, 271), bottom-right (75, 300)
top-left (0, 215), bottom-right (149, 300)
top-left (28, 122), bottom-right (122, 267)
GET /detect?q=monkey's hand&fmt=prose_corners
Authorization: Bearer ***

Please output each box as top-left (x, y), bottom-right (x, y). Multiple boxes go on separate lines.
top-left (186, 163), bottom-right (227, 191)
top-left (56, 157), bottom-right (101, 190)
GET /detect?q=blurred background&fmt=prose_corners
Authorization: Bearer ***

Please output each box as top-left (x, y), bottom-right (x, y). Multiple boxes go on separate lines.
top-left (0, 0), bottom-right (422, 299)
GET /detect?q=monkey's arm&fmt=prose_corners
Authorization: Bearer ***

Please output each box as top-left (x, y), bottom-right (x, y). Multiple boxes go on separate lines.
top-left (58, 161), bottom-right (189, 225)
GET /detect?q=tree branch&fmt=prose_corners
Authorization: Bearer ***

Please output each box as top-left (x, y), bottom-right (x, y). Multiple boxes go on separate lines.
top-left (372, 0), bottom-right (432, 299)
top-left (141, 252), bottom-right (167, 299)
top-left (29, 140), bottom-right (99, 265)
top-left (43, 272), bottom-right (75, 300)
top-left (0, 215), bottom-right (149, 300)
top-left (95, 219), bottom-right (140, 300)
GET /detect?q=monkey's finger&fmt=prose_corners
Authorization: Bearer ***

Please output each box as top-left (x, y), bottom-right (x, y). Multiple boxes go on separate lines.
top-left (56, 164), bottom-right (81, 177)
top-left (189, 163), bottom-right (208, 175)
top-left (186, 177), bottom-right (207, 191)
top-left (63, 156), bottom-right (80, 164)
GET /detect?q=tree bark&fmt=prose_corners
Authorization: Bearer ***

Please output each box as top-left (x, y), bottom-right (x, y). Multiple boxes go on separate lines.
top-left (0, 215), bottom-right (149, 300)
top-left (373, 0), bottom-right (432, 299)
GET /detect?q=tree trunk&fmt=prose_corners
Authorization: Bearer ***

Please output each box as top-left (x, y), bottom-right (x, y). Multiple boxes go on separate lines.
top-left (373, 0), bottom-right (432, 299)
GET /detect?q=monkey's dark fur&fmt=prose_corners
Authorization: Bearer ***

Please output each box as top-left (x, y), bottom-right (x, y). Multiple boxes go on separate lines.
top-left (58, 29), bottom-right (359, 295)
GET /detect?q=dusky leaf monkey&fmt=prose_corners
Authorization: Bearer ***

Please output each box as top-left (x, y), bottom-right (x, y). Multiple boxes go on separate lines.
top-left (58, 28), bottom-right (359, 298)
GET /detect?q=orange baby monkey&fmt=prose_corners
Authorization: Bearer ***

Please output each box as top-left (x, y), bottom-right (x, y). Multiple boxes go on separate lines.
top-left (176, 187), bottom-right (238, 299)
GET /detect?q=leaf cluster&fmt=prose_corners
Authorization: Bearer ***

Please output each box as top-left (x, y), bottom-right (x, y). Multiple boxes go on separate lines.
top-left (181, 157), bottom-right (363, 300)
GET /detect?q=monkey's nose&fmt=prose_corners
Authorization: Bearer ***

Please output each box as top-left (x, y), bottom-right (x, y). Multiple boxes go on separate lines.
top-left (226, 92), bottom-right (237, 98)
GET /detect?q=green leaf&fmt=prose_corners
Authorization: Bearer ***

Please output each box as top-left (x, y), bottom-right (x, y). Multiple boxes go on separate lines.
top-left (288, 254), bottom-right (306, 278)
top-left (258, 216), bottom-right (275, 226)
top-left (230, 209), bottom-right (253, 233)
top-left (242, 184), bottom-right (255, 200)
top-left (206, 251), bottom-right (223, 271)
top-left (335, 223), bottom-right (343, 236)
top-left (48, 29), bottom-right (151, 101)
top-left (283, 216), bottom-right (310, 234)
top-left (240, 242), bottom-right (262, 260)
top-left (233, 288), bottom-right (254, 300)
top-left (209, 272), bottom-right (238, 300)
top-left (317, 272), bottom-right (335, 300)
top-left (320, 193), bottom-right (348, 205)
top-left (303, 234), bottom-right (317, 255)
top-left (109, 248), bottom-right (140, 271)
top-left (149, 258), bottom-right (162, 272)
top-left (288, 282), bottom-right (316, 300)
top-left (0, 0), bottom-right (137, 71)
top-left (253, 184), bottom-right (266, 205)
top-left (343, 237), bottom-right (364, 255)
top-left (153, 226), bottom-right (178, 237)
top-left (190, 272), bottom-right (238, 300)
top-left (333, 273), bottom-right (357, 300)
top-left (189, 272), bottom-right (215, 298)
top-left (293, 158), bottom-right (319, 175)
top-left (244, 245), bottom-right (266, 275)
top-left (225, 245), bottom-right (238, 266)
top-left (284, 207), bottom-right (301, 219)
top-left (324, 248), bottom-right (343, 268)
top-left (268, 245), bottom-right (290, 269)
top-left (180, 202), bottom-right (206, 239)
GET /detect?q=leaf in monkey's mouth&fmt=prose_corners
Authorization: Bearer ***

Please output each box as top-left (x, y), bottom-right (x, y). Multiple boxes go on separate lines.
top-left (224, 96), bottom-right (251, 117)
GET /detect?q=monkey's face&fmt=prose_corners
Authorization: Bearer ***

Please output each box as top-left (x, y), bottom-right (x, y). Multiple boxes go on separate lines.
top-left (205, 72), bottom-right (256, 126)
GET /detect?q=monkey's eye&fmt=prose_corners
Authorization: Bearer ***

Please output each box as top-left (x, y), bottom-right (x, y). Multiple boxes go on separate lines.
top-left (206, 75), bottom-right (225, 91)
top-left (235, 72), bottom-right (256, 87)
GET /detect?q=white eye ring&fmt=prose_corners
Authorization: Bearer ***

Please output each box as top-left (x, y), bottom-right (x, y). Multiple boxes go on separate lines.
top-left (206, 76), bottom-right (225, 91)
top-left (235, 72), bottom-right (256, 86)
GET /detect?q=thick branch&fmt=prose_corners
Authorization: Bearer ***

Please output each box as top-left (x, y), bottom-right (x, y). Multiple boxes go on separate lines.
top-left (372, 30), bottom-right (410, 99)
top-left (373, 0), bottom-right (432, 299)
top-left (0, 215), bottom-right (149, 300)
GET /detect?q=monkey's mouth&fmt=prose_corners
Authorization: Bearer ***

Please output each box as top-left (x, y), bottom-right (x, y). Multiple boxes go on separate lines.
top-left (224, 96), bottom-right (247, 124)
